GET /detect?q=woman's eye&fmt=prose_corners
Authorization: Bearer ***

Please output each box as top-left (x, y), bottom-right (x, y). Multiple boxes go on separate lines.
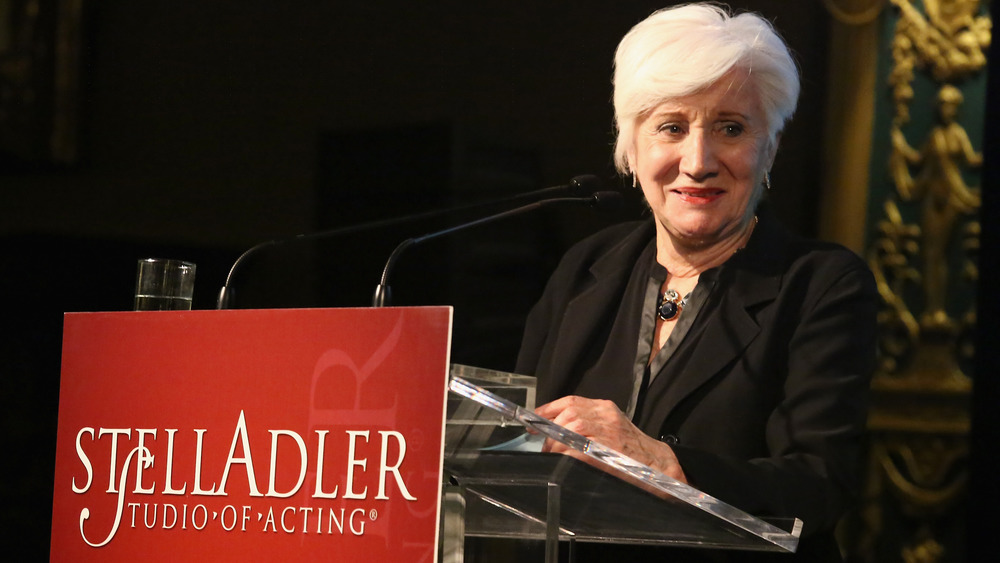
top-left (658, 123), bottom-right (683, 135)
top-left (721, 123), bottom-right (744, 137)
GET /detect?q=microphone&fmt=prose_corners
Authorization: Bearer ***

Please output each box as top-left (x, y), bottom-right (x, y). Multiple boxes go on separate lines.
top-left (524, 174), bottom-right (603, 199)
top-left (216, 175), bottom-right (604, 308)
top-left (371, 190), bottom-right (623, 307)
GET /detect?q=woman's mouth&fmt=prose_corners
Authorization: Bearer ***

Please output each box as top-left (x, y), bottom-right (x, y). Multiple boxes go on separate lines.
top-left (672, 188), bottom-right (725, 204)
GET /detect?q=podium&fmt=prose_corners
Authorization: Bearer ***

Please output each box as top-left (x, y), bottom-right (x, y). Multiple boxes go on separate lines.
top-left (50, 308), bottom-right (800, 562)
top-left (50, 308), bottom-right (454, 562)
top-left (442, 365), bottom-right (801, 563)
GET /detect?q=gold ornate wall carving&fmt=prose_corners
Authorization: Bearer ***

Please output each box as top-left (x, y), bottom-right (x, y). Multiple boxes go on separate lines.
top-left (846, 1), bottom-right (990, 561)
top-left (820, 0), bottom-right (885, 253)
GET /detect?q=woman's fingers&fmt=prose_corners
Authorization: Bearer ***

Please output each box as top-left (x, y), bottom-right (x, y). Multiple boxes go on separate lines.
top-left (534, 395), bottom-right (688, 483)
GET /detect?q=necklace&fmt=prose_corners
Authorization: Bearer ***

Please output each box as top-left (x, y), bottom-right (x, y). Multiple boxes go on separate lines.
top-left (657, 289), bottom-right (690, 321)
top-left (655, 215), bottom-right (757, 322)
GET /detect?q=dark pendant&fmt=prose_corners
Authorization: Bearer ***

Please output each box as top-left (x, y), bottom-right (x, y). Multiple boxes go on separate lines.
top-left (658, 300), bottom-right (679, 321)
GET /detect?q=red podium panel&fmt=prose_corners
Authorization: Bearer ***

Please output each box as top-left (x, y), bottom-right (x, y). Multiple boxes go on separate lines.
top-left (51, 307), bottom-right (452, 562)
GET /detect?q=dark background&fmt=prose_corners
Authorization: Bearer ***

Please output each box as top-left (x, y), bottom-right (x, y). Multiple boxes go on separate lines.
top-left (0, 1), bottom-right (995, 560)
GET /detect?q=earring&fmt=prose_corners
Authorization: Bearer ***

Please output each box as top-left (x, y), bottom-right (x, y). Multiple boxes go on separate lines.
top-left (764, 171), bottom-right (772, 191)
top-left (633, 173), bottom-right (637, 188)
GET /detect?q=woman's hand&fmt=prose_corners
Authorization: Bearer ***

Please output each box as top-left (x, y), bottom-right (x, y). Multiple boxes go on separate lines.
top-left (534, 395), bottom-right (688, 484)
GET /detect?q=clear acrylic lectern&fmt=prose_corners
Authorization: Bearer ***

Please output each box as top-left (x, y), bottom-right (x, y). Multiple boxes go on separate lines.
top-left (441, 365), bottom-right (802, 563)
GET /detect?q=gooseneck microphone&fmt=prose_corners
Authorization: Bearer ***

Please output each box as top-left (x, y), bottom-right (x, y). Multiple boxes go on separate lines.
top-left (216, 175), bottom-right (604, 308)
top-left (371, 190), bottom-right (622, 307)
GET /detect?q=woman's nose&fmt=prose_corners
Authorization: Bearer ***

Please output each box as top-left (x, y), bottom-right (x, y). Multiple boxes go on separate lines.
top-left (679, 132), bottom-right (719, 180)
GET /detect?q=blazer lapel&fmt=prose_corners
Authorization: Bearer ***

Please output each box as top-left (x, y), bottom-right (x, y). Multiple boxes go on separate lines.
top-left (542, 222), bottom-right (654, 399)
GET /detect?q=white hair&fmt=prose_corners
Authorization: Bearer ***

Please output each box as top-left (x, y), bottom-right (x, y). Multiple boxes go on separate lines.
top-left (613, 3), bottom-right (800, 173)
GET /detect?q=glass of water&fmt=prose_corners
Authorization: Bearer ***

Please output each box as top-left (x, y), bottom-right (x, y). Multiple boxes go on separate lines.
top-left (134, 258), bottom-right (196, 311)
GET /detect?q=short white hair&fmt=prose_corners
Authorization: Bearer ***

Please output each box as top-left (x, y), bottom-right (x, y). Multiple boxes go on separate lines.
top-left (613, 3), bottom-right (800, 173)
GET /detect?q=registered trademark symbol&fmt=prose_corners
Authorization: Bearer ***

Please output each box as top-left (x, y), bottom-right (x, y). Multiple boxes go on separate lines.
top-left (369, 509), bottom-right (378, 521)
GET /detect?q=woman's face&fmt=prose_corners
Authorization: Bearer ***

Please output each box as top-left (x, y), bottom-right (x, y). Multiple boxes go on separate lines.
top-left (630, 69), bottom-right (776, 249)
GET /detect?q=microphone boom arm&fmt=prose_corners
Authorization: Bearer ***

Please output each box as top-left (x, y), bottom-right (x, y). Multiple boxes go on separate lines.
top-left (372, 192), bottom-right (619, 307)
top-left (216, 175), bottom-right (603, 309)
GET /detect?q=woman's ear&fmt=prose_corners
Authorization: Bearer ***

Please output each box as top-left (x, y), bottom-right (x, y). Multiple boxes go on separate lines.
top-left (766, 133), bottom-right (782, 169)
top-left (626, 153), bottom-right (638, 187)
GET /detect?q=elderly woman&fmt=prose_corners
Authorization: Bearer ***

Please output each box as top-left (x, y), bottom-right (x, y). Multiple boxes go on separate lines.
top-left (517, 4), bottom-right (876, 561)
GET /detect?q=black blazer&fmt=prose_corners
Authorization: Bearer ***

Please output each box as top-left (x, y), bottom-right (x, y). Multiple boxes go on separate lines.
top-left (516, 212), bottom-right (877, 561)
